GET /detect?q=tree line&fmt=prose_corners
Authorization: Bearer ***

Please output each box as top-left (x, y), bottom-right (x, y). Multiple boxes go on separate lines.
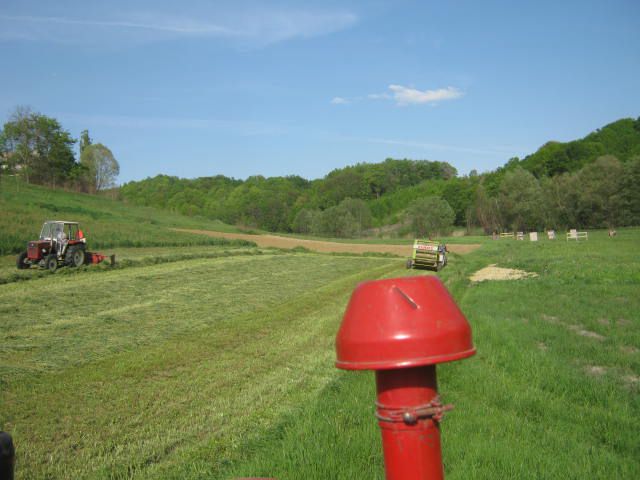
top-left (119, 117), bottom-right (640, 237)
top-left (3, 106), bottom-right (638, 237)
top-left (0, 106), bottom-right (119, 192)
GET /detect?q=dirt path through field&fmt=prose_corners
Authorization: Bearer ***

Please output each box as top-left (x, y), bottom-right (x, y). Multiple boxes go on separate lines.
top-left (173, 229), bottom-right (481, 256)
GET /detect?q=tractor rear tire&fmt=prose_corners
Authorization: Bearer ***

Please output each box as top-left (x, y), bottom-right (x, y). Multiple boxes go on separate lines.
top-left (45, 254), bottom-right (58, 272)
top-left (70, 248), bottom-right (85, 268)
top-left (16, 251), bottom-right (30, 269)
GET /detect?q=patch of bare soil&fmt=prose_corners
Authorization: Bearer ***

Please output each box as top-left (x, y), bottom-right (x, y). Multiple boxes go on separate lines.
top-left (567, 324), bottom-right (606, 341)
top-left (620, 345), bottom-right (639, 354)
top-left (469, 264), bottom-right (538, 282)
top-left (173, 229), bottom-right (481, 256)
top-left (536, 341), bottom-right (548, 351)
top-left (585, 365), bottom-right (607, 376)
top-left (540, 315), bottom-right (608, 342)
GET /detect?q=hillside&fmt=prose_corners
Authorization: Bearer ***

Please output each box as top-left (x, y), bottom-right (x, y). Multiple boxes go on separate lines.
top-left (0, 179), bottom-right (249, 255)
top-left (518, 117), bottom-right (640, 177)
top-left (117, 117), bottom-right (640, 234)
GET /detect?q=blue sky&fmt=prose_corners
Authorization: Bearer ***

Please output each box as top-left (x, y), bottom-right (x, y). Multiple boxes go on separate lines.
top-left (1, 0), bottom-right (638, 183)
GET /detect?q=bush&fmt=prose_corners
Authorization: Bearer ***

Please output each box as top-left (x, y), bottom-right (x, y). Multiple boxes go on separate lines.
top-left (406, 196), bottom-right (455, 237)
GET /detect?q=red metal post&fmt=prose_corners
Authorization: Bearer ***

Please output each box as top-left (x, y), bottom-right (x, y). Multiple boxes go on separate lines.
top-left (376, 366), bottom-right (443, 480)
top-left (335, 276), bottom-right (475, 480)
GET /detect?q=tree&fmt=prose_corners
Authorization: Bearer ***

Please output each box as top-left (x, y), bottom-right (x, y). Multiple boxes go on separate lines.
top-left (80, 143), bottom-right (120, 192)
top-left (2, 106), bottom-right (76, 186)
top-left (79, 129), bottom-right (92, 155)
top-left (364, 164), bottom-right (388, 199)
top-left (406, 196), bottom-right (455, 237)
top-left (473, 184), bottom-right (501, 233)
top-left (292, 208), bottom-right (319, 234)
top-left (0, 130), bottom-right (6, 184)
top-left (575, 155), bottom-right (625, 227)
top-left (339, 198), bottom-right (373, 234)
top-left (621, 156), bottom-right (640, 225)
top-left (498, 167), bottom-right (543, 231)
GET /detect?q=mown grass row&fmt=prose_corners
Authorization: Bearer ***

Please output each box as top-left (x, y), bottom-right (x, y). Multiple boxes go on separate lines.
top-left (0, 246), bottom-right (263, 286)
top-left (0, 253), bottom-right (401, 479)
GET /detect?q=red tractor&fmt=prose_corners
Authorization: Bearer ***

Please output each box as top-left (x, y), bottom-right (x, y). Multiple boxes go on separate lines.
top-left (17, 220), bottom-right (88, 272)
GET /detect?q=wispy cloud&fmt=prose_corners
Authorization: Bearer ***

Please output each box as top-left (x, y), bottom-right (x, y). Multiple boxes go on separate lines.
top-left (387, 85), bottom-right (463, 106)
top-left (0, 9), bottom-right (358, 47)
top-left (58, 112), bottom-right (287, 137)
top-left (0, 14), bottom-right (236, 35)
top-left (330, 97), bottom-right (349, 105)
top-left (332, 85), bottom-right (464, 107)
top-left (341, 135), bottom-right (515, 156)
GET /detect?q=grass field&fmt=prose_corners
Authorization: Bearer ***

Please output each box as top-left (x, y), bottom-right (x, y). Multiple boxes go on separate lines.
top-left (0, 180), bottom-right (250, 255)
top-left (222, 229), bottom-right (640, 480)
top-left (1, 184), bottom-right (639, 479)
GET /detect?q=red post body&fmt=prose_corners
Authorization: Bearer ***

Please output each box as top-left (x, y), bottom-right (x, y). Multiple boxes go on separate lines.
top-left (335, 276), bottom-right (475, 480)
top-left (376, 366), bottom-right (442, 480)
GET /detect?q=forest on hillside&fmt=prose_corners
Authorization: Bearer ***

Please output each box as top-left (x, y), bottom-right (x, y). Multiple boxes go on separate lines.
top-left (119, 118), bottom-right (640, 236)
top-left (3, 109), bottom-right (639, 237)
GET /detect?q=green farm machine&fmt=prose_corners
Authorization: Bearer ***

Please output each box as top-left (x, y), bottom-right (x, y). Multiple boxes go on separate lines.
top-left (406, 239), bottom-right (448, 271)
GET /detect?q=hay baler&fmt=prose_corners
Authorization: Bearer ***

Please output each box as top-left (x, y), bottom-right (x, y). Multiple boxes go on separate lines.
top-left (406, 239), bottom-right (447, 271)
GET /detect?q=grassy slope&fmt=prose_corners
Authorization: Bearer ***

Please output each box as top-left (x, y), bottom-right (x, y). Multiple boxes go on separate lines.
top-left (222, 229), bottom-right (640, 479)
top-left (0, 180), bottom-right (247, 255)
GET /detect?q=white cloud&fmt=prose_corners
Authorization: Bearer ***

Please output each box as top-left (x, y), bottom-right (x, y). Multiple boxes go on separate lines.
top-left (367, 93), bottom-right (391, 100)
top-left (388, 85), bottom-right (463, 106)
top-left (330, 97), bottom-right (349, 105)
top-left (334, 85), bottom-right (463, 107)
top-left (57, 112), bottom-right (286, 136)
top-left (0, 9), bottom-right (358, 47)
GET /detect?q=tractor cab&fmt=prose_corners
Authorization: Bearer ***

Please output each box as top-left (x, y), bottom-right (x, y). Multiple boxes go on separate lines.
top-left (18, 220), bottom-right (87, 271)
top-left (39, 221), bottom-right (83, 251)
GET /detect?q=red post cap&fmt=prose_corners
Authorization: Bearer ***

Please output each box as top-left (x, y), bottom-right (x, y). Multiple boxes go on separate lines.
top-left (336, 276), bottom-right (475, 370)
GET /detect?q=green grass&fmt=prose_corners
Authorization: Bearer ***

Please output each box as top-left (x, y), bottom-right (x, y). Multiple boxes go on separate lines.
top-left (0, 180), bottom-right (248, 255)
top-left (0, 245), bottom-right (273, 286)
top-left (220, 228), bottom-right (640, 479)
top-left (0, 253), bottom-right (401, 479)
top-left (1, 205), bottom-right (638, 479)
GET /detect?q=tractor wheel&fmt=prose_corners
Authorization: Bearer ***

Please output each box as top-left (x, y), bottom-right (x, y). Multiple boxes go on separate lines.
top-left (16, 251), bottom-right (30, 269)
top-left (45, 254), bottom-right (58, 272)
top-left (70, 248), bottom-right (85, 268)
top-left (406, 259), bottom-right (413, 269)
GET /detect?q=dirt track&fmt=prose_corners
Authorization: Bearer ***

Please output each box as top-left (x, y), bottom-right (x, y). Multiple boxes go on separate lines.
top-left (174, 229), bottom-right (481, 256)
